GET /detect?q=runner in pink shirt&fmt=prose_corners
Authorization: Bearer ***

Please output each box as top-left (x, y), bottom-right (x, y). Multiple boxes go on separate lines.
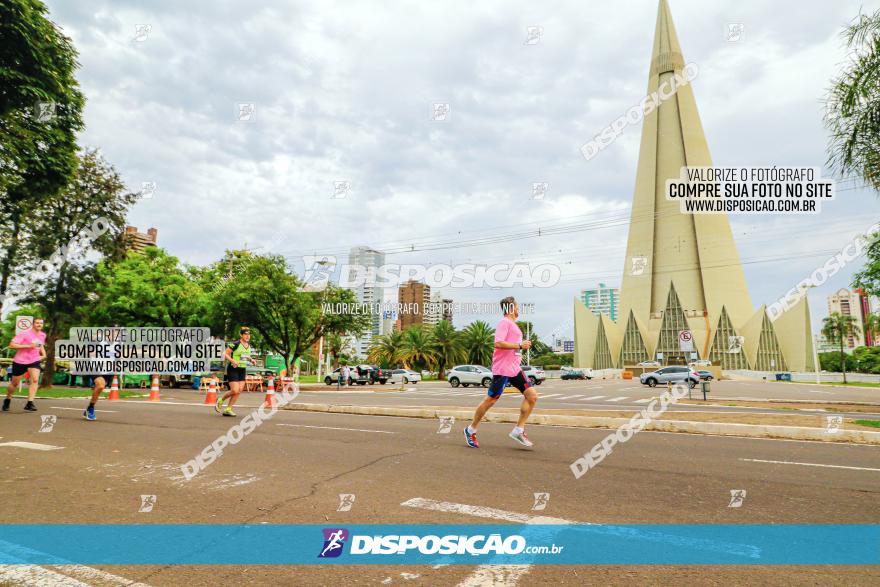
top-left (464, 297), bottom-right (537, 448)
top-left (4, 317), bottom-right (47, 412)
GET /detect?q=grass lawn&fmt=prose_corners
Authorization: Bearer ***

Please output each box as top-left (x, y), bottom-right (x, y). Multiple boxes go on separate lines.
top-left (11, 386), bottom-right (145, 399)
top-left (853, 419), bottom-right (880, 429)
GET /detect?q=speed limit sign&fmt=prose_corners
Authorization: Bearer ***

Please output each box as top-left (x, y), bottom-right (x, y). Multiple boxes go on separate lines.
top-left (15, 315), bottom-right (33, 334)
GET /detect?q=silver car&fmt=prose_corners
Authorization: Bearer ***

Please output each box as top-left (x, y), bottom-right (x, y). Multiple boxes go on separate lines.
top-left (639, 366), bottom-right (699, 388)
top-left (388, 369), bottom-right (421, 384)
top-left (447, 365), bottom-right (493, 388)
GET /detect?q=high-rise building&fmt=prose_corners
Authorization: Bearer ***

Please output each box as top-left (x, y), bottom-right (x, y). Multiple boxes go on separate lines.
top-left (581, 283), bottom-right (619, 322)
top-left (425, 291), bottom-right (454, 326)
top-left (574, 0), bottom-right (814, 372)
top-left (827, 288), bottom-right (869, 350)
top-left (348, 247), bottom-right (384, 357)
top-left (124, 226), bottom-right (158, 252)
top-left (398, 280), bottom-right (430, 330)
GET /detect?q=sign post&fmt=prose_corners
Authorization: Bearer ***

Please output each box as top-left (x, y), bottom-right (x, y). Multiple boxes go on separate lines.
top-left (14, 316), bottom-right (33, 394)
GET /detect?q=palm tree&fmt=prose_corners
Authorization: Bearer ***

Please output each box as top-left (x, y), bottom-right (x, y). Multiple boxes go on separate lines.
top-left (461, 320), bottom-right (494, 367)
top-left (825, 8), bottom-right (880, 192)
top-left (432, 320), bottom-right (465, 380)
top-left (397, 325), bottom-right (437, 371)
top-left (822, 312), bottom-right (861, 383)
top-left (367, 330), bottom-right (404, 367)
top-left (325, 332), bottom-right (354, 367)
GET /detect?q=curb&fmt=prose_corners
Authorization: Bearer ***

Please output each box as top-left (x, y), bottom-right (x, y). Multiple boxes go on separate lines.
top-left (281, 403), bottom-right (880, 445)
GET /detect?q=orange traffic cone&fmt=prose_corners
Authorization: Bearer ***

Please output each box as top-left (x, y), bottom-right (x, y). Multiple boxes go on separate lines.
top-left (203, 378), bottom-right (217, 405)
top-left (263, 377), bottom-right (276, 408)
top-left (148, 375), bottom-right (161, 401)
top-left (107, 375), bottom-right (120, 401)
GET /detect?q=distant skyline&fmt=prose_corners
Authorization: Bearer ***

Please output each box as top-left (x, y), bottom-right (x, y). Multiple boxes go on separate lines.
top-left (45, 0), bottom-right (880, 339)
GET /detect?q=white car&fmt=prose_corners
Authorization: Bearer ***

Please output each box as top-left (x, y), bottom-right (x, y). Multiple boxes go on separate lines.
top-left (388, 369), bottom-right (421, 384)
top-left (447, 365), bottom-right (493, 388)
top-left (689, 359), bottom-right (712, 368)
top-left (521, 365), bottom-right (546, 386)
top-left (636, 360), bottom-right (662, 368)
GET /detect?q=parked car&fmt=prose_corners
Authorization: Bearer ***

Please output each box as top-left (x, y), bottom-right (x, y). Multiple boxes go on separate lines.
top-left (388, 369), bottom-right (421, 384)
top-left (636, 360), bottom-right (661, 368)
top-left (521, 365), bottom-right (546, 386)
top-left (447, 365), bottom-right (493, 388)
top-left (364, 365), bottom-right (390, 384)
top-left (697, 370), bottom-right (713, 381)
top-left (639, 366), bottom-right (699, 388)
top-left (324, 366), bottom-right (370, 386)
top-left (561, 367), bottom-right (593, 380)
top-left (689, 359), bottom-right (713, 368)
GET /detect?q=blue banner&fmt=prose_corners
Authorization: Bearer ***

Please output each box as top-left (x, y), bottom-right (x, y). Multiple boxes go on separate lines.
top-left (0, 524), bottom-right (876, 565)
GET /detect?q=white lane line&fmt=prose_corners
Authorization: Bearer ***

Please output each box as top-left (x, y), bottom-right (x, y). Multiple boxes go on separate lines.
top-left (50, 407), bottom-right (117, 413)
top-left (740, 458), bottom-right (880, 472)
top-left (0, 442), bottom-right (63, 451)
top-left (536, 394), bottom-right (563, 399)
top-left (633, 398), bottom-right (652, 404)
top-left (581, 395), bottom-right (606, 400)
top-left (276, 424), bottom-right (395, 434)
top-left (556, 395), bottom-right (584, 401)
top-left (0, 565), bottom-right (92, 586)
top-left (606, 396), bottom-right (629, 402)
top-left (51, 565), bottom-right (151, 586)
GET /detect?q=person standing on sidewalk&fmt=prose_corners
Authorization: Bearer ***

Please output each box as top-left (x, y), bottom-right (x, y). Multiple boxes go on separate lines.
top-left (3, 317), bottom-right (47, 412)
top-left (464, 297), bottom-right (536, 448)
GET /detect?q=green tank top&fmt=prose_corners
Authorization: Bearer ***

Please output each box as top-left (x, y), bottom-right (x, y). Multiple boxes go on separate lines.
top-left (228, 341), bottom-right (252, 367)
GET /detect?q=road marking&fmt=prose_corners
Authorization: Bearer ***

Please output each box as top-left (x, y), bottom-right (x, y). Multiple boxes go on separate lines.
top-left (50, 407), bottom-right (117, 413)
top-left (0, 442), bottom-right (63, 451)
top-left (402, 497), bottom-right (760, 586)
top-left (582, 395), bottom-right (606, 400)
top-left (276, 424), bottom-right (395, 434)
top-left (0, 566), bottom-right (92, 586)
top-left (50, 565), bottom-right (151, 586)
top-left (633, 398), bottom-right (653, 404)
top-left (740, 458), bottom-right (880, 472)
top-left (537, 394), bottom-right (562, 398)
top-left (606, 396), bottom-right (630, 402)
top-left (556, 395), bottom-right (584, 400)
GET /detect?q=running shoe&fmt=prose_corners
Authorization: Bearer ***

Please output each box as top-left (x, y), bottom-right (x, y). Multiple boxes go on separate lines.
top-left (222, 407), bottom-right (237, 417)
top-left (508, 429), bottom-right (533, 448)
top-left (83, 405), bottom-right (96, 421)
top-left (23, 401), bottom-right (37, 412)
top-left (2, 398), bottom-right (9, 412)
top-left (214, 397), bottom-right (224, 414)
top-left (464, 426), bottom-right (479, 448)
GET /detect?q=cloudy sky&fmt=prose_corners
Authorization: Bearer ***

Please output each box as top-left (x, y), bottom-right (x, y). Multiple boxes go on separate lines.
top-left (45, 0), bottom-right (880, 341)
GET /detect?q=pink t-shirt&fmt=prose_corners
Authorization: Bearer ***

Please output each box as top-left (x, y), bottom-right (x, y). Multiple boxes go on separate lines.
top-left (12, 329), bottom-right (46, 365)
top-left (491, 317), bottom-right (523, 376)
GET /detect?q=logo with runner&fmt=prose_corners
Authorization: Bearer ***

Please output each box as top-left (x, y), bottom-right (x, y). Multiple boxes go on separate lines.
top-left (300, 255), bottom-right (336, 292)
top-left (337, 494), bottom-right (356, 512)
top-left (436, 416), bottom-right (454, 434)
top-left (39, 415), bottom-right (57, 433)
top-left (318, 528), bottom-right (349, 558)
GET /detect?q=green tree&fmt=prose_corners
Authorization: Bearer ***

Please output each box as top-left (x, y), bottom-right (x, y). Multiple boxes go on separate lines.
top-left (20, 150), bottom-right (136, 386)
top-left (461, 320), bottom-right (494, 366)
top-left (821, 312), bottom-right (861, 383)
top-left (90, 247), bottom-right (211, 327)
top-left (0, 0), bottom-right (86, 315)
top-left (431, 320), bottom-right (465, 380)
top-left (213, 253), bottom-right (369, 372)
top-left (825, 8), bottom-right (880, 192)
top-left (367, 330), bottom-right (404, 368)
top-left (397, 325), bottom-right (436, 371)
top-left (325, 332), bottom-right (355, 367)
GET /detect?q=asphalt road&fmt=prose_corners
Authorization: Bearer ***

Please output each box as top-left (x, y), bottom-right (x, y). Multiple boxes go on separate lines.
top-left (0, 389), bottom-right (878, 586)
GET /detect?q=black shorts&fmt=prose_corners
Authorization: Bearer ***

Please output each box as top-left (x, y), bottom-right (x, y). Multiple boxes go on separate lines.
top-left (487, 371), bottom-right (530, 398)
top-left (11, 361), bottom-right (41, 377)
top-left (227, 367), bottom-right (247, 382)
top-left (91, 375), bottom-right (114, 385)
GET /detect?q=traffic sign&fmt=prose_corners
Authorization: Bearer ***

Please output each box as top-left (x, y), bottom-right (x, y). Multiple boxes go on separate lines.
top-left (679, 330), bottom-right (694, 352)
top-left (15, 315), bottom-right (33, 334)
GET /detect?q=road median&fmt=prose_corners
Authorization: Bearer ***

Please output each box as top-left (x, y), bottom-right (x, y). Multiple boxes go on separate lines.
top-left (281, 402), bottom-right (880, 444)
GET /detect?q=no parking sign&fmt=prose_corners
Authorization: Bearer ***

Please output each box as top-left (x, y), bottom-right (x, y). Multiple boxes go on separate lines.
top-left (15, 315), bottom-right (33, 334)
top-left (678, 330), bottom-right (694, 352)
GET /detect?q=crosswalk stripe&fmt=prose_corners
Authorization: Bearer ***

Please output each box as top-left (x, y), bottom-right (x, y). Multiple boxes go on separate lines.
top-left (582, 395), bottom-right (606, 400)
top-left (633, 398), bottom-right (652, 404)
top-left (557, 395), bottom-right (584, 400)
top-left (537, 393), bottom-right (562, 398)
top-left (606, 396), bottom-right (630, 402)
